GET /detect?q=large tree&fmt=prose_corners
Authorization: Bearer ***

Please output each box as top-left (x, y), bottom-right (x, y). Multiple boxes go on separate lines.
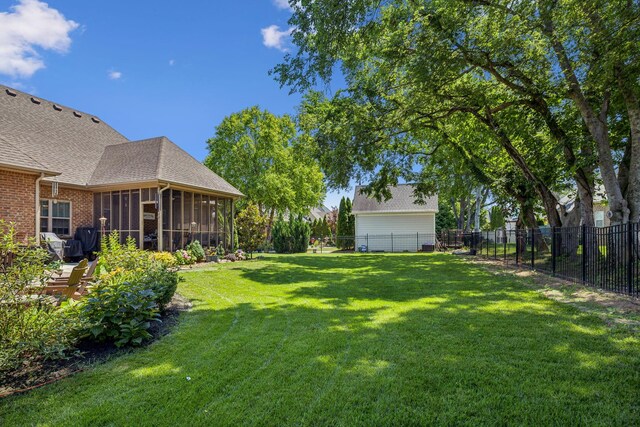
top-left (205, 107), bottom-right (325, 229)
top-left (275, 0), bottom-right (639, 225)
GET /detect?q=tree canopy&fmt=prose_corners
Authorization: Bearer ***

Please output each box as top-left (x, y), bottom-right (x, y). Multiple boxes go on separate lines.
top-left (205, 106), bottom-right (326, 224)
top-left (275, 0), bottom-right (640, 226)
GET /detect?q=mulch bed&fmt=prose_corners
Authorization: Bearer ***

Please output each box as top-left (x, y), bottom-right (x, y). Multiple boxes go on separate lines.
top-left (0, 293), bottom-right (192, 399)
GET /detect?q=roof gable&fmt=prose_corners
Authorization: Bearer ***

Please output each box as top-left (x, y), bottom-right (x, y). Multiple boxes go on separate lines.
top-left (90, 137), bottom-right (243, 197)
top-left (352, 184), bottom-right (438, 213)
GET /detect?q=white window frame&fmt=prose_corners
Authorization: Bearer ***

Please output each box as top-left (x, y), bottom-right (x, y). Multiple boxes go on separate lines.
top-left (40, 199), bottom-right (72, 237)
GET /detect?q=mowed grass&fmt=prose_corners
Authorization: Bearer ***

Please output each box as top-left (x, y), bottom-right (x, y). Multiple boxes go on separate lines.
top-left (1, 254), bottom-right (639, 425)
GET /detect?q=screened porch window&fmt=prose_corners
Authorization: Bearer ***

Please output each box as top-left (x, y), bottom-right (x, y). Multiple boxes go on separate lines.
top-left (40, 199), bottom-right (71, 236)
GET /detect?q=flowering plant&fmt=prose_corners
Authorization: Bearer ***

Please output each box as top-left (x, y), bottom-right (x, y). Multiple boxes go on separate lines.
top-left (174, 249), bottom-right (195, 265)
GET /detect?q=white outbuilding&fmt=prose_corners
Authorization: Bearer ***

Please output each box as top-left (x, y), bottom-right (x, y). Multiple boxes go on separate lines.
top-left (352, 184), bottom-right (438, 252)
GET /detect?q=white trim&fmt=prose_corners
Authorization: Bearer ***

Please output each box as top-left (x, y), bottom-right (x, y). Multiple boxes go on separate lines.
top-left (35, 173), bottom-right (44, 244)
top-left (354, 210), bottom-right (438, 215)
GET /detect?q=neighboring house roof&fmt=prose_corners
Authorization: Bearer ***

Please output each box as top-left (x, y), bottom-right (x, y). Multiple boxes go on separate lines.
top-left (0, 85), bottom-right (242, 197)
top-left (557, 183), bottom-right (607, 212)
top-left (352, 184), bottom-right (438, 214)
top-left (308, 205), bottom-right (331, 221)
top-left (90, 137), bottom-right (243, 197)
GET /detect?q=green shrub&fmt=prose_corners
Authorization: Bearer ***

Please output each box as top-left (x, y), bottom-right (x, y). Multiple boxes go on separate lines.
top-left (98, 231), bottom-right (152, 275)
top-left (216, 243), bottom-right (226, 256)
top-left (140, 265), bottom-right (181, 311)
top-left (174, 249), bottom-right (195, 265)
top-left (150, 251), bottom-right (178, 268)
top-left (0, 220), bottom-right (83, 372)
top-left (186, 240), bottom-right (205, 262)
top-left (76, 272), bottom-right (160, 347)
top-left (272, 214), bottom-right (310, 253)
top-left (272, 216), bottom-right (291, 253)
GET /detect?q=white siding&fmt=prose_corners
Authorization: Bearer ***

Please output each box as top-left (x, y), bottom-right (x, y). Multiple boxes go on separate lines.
top-left (355, 213), bottom-right (435, 252)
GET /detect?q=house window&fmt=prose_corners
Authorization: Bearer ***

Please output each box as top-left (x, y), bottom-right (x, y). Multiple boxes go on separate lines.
top-left (40, 199), bottom-right (71, 236)
top-left (594, 211), bottom-right (605, 228)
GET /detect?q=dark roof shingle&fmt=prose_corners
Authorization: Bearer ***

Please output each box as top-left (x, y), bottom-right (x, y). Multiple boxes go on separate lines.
top-left (0, 85), bottom-right (128, 185)
top-left (0, 85), bottom-right (242, 197)
top-left (352, 184), bottom-right (438, 213)
top-left (90, 137), bottom-right (243, 197)
top-left (0, 135), bottom-right (58, 174)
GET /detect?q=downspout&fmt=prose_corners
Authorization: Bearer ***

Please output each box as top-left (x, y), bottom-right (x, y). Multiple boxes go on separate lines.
top-left (35, 173), bottom-right (44, 244)
top-left (157, 183), bottom-right (171, 251)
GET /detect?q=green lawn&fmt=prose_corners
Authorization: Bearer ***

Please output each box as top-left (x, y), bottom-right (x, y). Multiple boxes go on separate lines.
top-left (1, 254), bottom-right (639, 425)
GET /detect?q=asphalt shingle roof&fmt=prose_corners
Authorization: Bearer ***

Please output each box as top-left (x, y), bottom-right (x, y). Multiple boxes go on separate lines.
top-left (0, 134), bottom-right (57, 174)
top-left (0, 85), bottom-right (128, 184)
top-left (0, 85), bottom-right (242, 197)
top-left (352, 184), bottom-right (438, 213)
top-left (89, 137), bottom-right (243, 197)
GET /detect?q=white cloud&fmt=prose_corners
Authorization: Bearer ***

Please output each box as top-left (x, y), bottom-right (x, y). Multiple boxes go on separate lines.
top-left (0, 0), bottom-right (79, 78)
top-left (169, 59), bottom-right (175, 66)
top-left (272, 0), bottom-right (291, 10)
top-left (261, 25), bottom-right (293, 52)
top-left (107, 70), bottom-right (122, 80)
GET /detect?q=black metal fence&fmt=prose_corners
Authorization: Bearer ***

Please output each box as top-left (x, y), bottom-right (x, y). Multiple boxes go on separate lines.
top-left (454, 224), bottom-right (640, 297)
top-left (335, 233), bottom-right (438, 253)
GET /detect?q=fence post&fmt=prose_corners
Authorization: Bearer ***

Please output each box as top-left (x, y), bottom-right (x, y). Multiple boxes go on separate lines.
top-left (515, 230), bottom-right (519, 265)
top-left (494, 230), bottom-right (497, 259)
top-left (581, 225), bottom-right (586, 283)
top-left (417, 232), bottom-right (419, 252)
top-left (551, 226), bottom-right (556, 276)
top-left (391, 233), bottom-right (394, 253)
top-left (531, 228), bottom-right (535, 269)
top-left (366, 233), bottom-right (369, 253)
top-left (628, 224), bottom-right (634, 295)
top-left (504, 231), bottom-right (507, 262)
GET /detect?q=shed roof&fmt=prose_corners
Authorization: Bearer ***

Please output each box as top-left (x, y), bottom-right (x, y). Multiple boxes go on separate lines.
top-left (352, 184), bottom-right (438, 213)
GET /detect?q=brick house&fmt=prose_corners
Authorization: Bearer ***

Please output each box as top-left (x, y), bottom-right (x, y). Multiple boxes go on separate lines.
top-left (0, 85), bottom-right (242, 252)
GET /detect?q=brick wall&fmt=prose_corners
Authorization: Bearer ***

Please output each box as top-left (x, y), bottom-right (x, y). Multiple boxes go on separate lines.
top-left (40, 183), bottom-right (94, 235)
top-left (0, 169), bottom-right (37, 241)
top-left (0, 169), bottom-right (96, 242)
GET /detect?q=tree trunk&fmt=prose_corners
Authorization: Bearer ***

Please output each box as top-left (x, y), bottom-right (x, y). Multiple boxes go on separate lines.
top-left (450, 197), bottom-right (459, 227)
top-left (616, 66), bottom-right (640, 222)
top-left (542, 12), bottom-right (629, 224)
top-left (458, 197), bottom-right (467, 230)
top-left (266, 208), bottom-right (276, 241)
top-left (464, 198), bottom-right (473, 232)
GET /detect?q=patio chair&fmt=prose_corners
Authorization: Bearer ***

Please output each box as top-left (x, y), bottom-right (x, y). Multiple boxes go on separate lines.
top-left (49, 258), bottom-right (98, 284)
top-left (44, 259), bottom-right (90, 299)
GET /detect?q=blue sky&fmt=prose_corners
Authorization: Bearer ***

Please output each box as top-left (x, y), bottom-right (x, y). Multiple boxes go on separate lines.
top-left (0, 0), bottom-right (352, 208)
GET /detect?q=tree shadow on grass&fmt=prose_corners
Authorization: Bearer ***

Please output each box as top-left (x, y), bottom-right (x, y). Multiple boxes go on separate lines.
top-left (237, 254), bottom-right (522, 306)
top-left (1, 255), bottom-right (639, 426)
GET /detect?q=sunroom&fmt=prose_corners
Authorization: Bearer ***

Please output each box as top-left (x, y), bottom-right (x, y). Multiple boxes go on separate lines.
top-left (89, 136), bottom-right (243, 252)
top-left (93, 187), bottom-right (235, 252)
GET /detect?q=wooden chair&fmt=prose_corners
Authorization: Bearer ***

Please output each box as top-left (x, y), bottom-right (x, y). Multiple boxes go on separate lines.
top-left (49, 258), bottom-right (98, 284)
top-left (44, 259), bottom-right (89, 299)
